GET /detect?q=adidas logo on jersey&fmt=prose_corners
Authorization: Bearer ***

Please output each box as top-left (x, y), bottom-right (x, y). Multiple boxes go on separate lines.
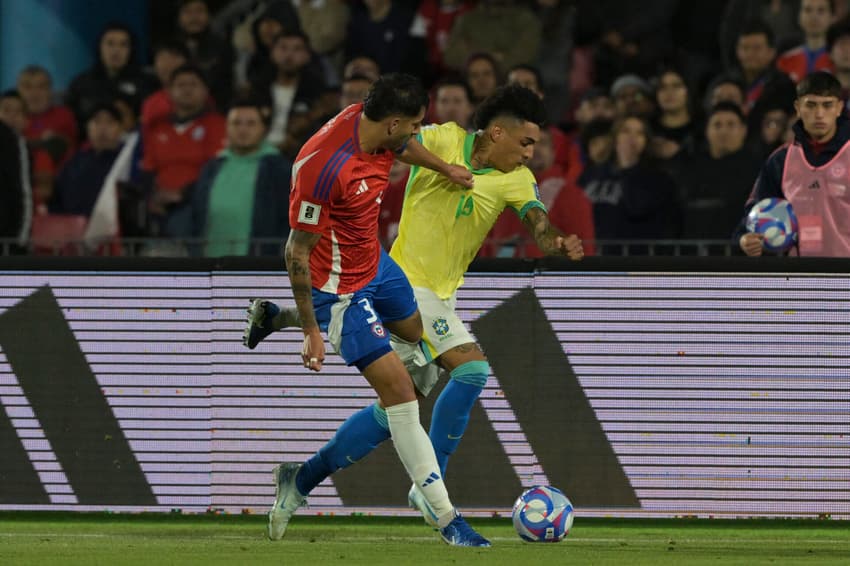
top-left (808, 180), bottom-right (821, 190)
top-left (356, 180), bottom-right (369, 195)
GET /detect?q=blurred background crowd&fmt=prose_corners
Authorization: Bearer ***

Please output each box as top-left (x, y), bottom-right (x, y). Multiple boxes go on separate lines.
top-left (1, 0), bottom-right (848, 257)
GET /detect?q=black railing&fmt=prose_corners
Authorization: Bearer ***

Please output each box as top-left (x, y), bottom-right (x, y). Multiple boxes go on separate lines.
top-left (0, 238), bottom-right (738, 258)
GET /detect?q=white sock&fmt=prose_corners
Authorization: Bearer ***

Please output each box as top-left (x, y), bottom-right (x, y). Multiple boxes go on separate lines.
top-left (385, 400), bottom-right (455, 527)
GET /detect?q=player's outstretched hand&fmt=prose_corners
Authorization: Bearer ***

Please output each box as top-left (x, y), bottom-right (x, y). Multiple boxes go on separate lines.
top-left (301, 329), bottom-right (325, 372)
top-left (443, 164), bottom-right (474, 189)
top-left (556, 234), bottom-right (584, 260)
top-left (739, 232), bottom-right (765, 257)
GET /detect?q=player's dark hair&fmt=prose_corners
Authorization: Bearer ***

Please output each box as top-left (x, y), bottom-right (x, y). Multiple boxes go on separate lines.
top-left (363, 73), bottom-right (429, 121)
top-left (472, 84), bottom-right (547, 131)
top-left (797, 71), bottom-right (843, 99)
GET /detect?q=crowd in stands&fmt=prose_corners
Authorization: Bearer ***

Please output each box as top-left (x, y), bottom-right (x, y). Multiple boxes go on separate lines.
top-left (1, 0), bottom-right (849, 257)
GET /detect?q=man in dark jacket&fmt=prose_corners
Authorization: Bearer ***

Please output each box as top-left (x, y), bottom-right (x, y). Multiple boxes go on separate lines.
top-left (50, 102), bottom-right (125, 217)
top-left (679, 102), bottom-right (762, 242)
top-left (175, 0), bottom-right (235, 109)
top-left (169, 99), bottom-right (291, 256)
top-left (737, 71), bottom-right (850, 257)
top-left (249, 30), bottom-right (331, 160)
top-left (0, 121), bottom-right (27, 253)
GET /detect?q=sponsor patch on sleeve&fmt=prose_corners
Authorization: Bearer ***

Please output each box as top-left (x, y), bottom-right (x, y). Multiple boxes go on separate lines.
top-left (298, 201), bottom-right (322, 225)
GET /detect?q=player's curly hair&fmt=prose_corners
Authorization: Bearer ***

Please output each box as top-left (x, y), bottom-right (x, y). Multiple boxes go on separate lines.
top-left (472, 84), bottom-right (547, 131)
top-left (363, 73), bottom-right (429, 121)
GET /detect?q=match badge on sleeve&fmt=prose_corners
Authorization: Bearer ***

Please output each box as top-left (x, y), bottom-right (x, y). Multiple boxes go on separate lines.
top-left (533, 182), bottom-right (540, 200)
top-left (298, 201), bottom-right (322, 225)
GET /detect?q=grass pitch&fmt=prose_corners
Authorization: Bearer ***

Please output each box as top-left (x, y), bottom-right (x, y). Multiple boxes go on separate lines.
top-left (0, 513), bottom-right (848, 565)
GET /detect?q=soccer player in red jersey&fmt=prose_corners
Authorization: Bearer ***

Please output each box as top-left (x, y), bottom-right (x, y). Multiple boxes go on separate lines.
top-left (265, 74), bottom-right (490, 547)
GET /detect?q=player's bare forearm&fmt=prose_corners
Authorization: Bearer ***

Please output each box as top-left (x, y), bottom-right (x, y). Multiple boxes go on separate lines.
top-left (284, 230), bottom-right (322, 332)
top-left (523, 207), bottom-right (584, 260)
top-left (398, 138), bottom-right (473, 188)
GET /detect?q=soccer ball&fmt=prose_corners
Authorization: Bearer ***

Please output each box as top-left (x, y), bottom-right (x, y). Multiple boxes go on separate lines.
top-left (512, 485), bottom-right (574, 542)
top-left (745, 197), bottom-right (799, 253)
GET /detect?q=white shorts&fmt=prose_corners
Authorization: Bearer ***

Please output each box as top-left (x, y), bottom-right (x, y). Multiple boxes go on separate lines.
top-left (389, 286), bottom-right (474, 397)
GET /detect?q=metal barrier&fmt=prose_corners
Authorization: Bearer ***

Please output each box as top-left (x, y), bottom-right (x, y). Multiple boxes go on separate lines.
top-left (0, 238), bottom-right (737, 258)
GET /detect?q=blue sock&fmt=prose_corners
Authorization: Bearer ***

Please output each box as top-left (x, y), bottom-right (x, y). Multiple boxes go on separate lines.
top-left (295, 403), bottom-right (390, 495)
top-left (429, 361), bottom-right (488, 477)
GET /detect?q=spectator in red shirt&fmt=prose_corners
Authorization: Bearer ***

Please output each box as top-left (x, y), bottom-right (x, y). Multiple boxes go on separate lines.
top-left (140, 41), bottom-right (192, 138)
top-left (15, 66), bottom-right (77, 206)
top-left (141, 64), bottom-right (226, 215)
top-left (483, 126), bottom-right (596, 258)
top-left (408, 0), bottom-right (474, 84)
top-left (777, 0), bottom-right (836, 83)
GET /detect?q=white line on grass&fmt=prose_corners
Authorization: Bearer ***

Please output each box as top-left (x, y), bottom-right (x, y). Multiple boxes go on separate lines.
top-left (0, 533), bottom-right (847, 545)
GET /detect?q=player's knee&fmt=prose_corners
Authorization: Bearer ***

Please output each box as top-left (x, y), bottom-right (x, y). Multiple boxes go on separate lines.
top-left (380, 376), bottom-right (417, 406)
top-left (449, 360), bottom-right (490, 388)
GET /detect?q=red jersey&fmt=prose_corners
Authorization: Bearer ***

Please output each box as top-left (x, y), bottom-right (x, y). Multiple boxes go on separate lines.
top-left (289, 104), bottom-right (395, 294)
top-left (24, 105), bottom-right (78, 164)
top-left (140, 90), bottom-right (172, 137)
top-left (410, 0), bottom-right (474, 73)
top-left (776, 46), bottom-right (834, 83)
top-left (141, 111), bottom-right (226, 192)
top-left (140, 89), bottom-right (217, 140)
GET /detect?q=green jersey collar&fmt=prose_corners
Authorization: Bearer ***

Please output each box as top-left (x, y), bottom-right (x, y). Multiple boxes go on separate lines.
top-left (464, 132), bottom-right (495, 174)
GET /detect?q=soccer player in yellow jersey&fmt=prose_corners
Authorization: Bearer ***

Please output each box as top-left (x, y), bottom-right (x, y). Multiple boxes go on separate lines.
top-left (243, 84), bottom-right (583, 527)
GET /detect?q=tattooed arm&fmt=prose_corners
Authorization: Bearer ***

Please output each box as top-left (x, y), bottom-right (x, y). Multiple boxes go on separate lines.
top-left (522, 207), bottom-right (584, 260)
top-left (285, 229), bottom-right (325, 371)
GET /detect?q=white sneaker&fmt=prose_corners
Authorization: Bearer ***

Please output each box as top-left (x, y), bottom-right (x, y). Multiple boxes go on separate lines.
top-left (407, 483), bottom-right (439, 528)
top-left (268, 463), bottom-right (306, 540)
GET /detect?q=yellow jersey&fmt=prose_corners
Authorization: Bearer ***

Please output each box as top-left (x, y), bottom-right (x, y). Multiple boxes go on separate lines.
top-left (390, 122), bottom-right (544, 298)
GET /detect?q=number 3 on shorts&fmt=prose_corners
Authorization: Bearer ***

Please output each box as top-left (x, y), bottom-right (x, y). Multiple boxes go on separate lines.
top-left (358, 298), bottom-right (378, 324)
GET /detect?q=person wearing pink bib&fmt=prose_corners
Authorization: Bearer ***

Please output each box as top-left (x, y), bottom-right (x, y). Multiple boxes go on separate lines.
top-left (737, 71), bottom-right (850, 257)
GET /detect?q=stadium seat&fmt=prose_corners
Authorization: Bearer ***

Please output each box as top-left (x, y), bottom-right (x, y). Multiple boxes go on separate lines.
top-left (30, 214), bottom-right (88, 255)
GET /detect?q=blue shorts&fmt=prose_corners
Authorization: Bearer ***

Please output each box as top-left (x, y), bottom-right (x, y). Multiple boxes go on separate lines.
top-left (313, 249), bottom-right (418, 368)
